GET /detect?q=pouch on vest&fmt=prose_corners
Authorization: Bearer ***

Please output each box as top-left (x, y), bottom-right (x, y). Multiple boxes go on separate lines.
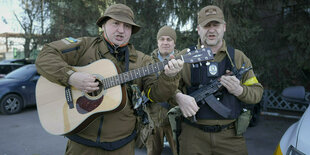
top-left (235, 109), bottom-right (252, 136)
top-left (135, 110), bottom-right (154, 149)
top-left (129, 84), bottom-right (155, 148)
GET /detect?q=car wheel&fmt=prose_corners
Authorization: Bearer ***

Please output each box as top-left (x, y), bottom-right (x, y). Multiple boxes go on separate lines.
top-left (249, 104), bottom-right (260, 127)
top-left (0, 94), bottom-right (23, 114)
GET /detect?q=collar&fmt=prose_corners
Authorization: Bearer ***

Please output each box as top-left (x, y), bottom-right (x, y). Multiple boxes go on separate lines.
top-left (157, 50), bottom-right (175, 62)
top-left (97, 35), bottom-right (138, 62)
top-left (197, 38), bottom-right (227, 54)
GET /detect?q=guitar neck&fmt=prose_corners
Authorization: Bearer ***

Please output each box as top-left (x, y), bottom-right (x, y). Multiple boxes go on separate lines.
top-left (102, 58), bottom-right (175, 90)
top-left (101, 47), bottom-right (214, 90)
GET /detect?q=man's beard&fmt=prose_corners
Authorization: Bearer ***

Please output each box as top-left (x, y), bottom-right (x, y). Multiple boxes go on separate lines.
top-left (202, 36), bottom-right (218, 46)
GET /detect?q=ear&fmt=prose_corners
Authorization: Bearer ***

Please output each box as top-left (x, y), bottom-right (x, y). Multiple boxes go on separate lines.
top-left (101, 24), bottom-right (105, 31)
top-left (197, 25), bottom-right (201, 35)
top-left (223, 24), bottom-right (226, 32)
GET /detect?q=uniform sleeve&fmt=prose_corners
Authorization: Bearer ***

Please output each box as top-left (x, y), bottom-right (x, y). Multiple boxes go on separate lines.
top-left (168, 49), bottom-right (189, 106)
top-left (35, 37), bottom-right (87, 86)
top-left (139, 54), bottom-right (181, 103)
top-left (234, 50), bottom-right (264, 104)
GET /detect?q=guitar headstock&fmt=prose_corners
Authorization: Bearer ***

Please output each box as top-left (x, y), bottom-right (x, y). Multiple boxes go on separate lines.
top-left (181, 46), bottom-right (214, 63)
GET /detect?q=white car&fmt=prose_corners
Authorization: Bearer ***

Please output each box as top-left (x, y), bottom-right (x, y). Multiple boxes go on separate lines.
top-left (274, 86), bottom-right (310, 155)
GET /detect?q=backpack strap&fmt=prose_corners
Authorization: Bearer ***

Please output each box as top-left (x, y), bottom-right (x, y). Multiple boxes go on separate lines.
top-left (227, 46), bottom-right (238, 73)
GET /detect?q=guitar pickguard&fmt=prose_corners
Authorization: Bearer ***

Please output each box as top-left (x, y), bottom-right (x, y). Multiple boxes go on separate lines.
top-left (76, 96), bottom-right (104, 114)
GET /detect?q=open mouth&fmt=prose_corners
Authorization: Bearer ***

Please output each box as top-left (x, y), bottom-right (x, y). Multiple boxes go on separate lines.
top-left (208, 34), bottom-right (216, 40)
top-left (115, 35), bottom-right (124, 41)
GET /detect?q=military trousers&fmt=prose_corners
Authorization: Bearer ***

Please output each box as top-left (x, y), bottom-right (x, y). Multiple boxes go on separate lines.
top-left (65, 138), bottom-right (135, 155)
top-left (178, 122), bottom-right (248, 155)
top-left (146, 124), bottom-right (177, 155)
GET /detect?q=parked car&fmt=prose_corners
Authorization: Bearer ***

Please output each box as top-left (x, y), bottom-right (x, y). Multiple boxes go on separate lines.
top-left (0, 58), bottom-right (35, 78)
top-left (0, 58), bottom-right (35, 64)
top-left (0, 64), bottom-right (39, 114)
top-left (274, 86), bottom-right (310, 155)
top-left (0, 63), bottom-right (24, 78)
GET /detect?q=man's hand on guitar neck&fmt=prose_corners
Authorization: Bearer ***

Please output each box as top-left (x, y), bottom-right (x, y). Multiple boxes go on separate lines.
top-left (164, 55), bottom-right (184, 77)
top-left (68, 72), bottom-right (99, 93)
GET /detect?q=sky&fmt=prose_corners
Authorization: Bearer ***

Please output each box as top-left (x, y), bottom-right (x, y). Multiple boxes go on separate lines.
top-left (0, 0), bottom-right (23, 33)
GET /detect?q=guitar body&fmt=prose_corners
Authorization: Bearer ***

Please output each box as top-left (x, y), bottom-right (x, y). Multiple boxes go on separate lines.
top-left (36, 59), bottom-right (126, 135)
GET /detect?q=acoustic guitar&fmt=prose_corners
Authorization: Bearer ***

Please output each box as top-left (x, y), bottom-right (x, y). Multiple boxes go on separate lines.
top-left (35, 47), bottom-right (214, 135)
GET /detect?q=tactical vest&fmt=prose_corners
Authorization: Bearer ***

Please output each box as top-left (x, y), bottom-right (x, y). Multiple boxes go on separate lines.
top-left (187, 46), bottom-right (242, 119)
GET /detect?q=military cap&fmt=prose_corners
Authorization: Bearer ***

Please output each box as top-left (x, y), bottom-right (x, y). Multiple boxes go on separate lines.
top-left (198, 5), bottom-right (225, 26)
top-left (96, 4), bottom-right (141, 34)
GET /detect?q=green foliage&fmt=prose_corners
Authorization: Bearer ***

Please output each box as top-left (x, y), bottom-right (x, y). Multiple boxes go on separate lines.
top-left (46, 0), bottom-right (105, 41)
top-left (19, 0), bottom-right (309, 91)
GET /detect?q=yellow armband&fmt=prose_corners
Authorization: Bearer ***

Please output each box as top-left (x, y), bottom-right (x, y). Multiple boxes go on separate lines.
top-left (243, 77), bottom-right (259, 86)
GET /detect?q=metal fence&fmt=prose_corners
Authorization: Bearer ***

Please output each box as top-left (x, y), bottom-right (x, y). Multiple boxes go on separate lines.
top-left (261, 89), bottom-right (310, 112)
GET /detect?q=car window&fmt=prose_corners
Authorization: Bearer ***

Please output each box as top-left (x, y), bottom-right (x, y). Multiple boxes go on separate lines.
top-left (0, 64), bottom-right (23, 74)
top-left (0, 65), bottom-right (13, 74)
top-left (5, 65), bottom-right (36, 80)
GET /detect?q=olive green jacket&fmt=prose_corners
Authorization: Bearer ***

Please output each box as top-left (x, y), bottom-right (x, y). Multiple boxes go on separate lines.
top-left (147, 48), bottom-right (180, 127)
top-left (174, 40), bottom-right (264, 126)
top-left (35, 36), bottom-right (180, 142)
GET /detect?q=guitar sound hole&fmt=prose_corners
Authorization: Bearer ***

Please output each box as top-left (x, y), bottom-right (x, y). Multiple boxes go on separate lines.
top-left (87, 79), bottom-right (103, 97)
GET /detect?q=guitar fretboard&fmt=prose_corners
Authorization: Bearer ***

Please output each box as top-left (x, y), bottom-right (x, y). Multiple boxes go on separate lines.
top-left (102, 60), bottom-right (169, 89)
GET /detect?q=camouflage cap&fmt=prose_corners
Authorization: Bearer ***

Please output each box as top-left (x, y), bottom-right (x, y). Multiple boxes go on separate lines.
top-left (198, 5), bottom-right (225, 26)
top-left (96, 4), bottom-right (141, 34)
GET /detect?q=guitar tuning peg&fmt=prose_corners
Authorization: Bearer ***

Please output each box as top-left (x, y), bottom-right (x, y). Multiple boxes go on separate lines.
top-left (201, 45), bottom-right (204, 48)
top-left (207, 49), bottom-right (212, 56)
top-left (187, 48), bottom-right (190, 52)
top-left (206, 61), bottom-right (210, 66)
top-left (192, 64), bottom-right (195, 68)
top-left (199, 62), bottom-right (202, 66)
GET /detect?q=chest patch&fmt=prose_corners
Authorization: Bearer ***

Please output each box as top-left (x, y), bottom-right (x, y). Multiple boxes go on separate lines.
top-left (207, 62), bottom-right (219, 77)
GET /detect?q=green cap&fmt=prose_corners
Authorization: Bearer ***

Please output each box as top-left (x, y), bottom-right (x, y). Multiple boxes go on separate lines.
top-left (96, 4), bottom-right (141, 34)
top-left (157, 26), bottom-right (177, 43)
top-left (198, 5), bottom-right (225, 26)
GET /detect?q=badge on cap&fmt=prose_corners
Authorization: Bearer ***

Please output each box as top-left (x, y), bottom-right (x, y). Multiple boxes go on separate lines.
top-left (205, 8), bottom-right (217, 16)
top-left (207, 62), bottom-right (218, 77)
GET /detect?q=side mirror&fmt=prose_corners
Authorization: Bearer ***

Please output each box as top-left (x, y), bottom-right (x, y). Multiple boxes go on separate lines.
top-left (281, 86), bottom-right (309, 104)
top-left (31, 75), bottom-right (40, 82)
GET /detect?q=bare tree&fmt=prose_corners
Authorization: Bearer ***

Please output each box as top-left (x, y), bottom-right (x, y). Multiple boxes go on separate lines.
top-left (14, 0), bottom-right (49, 58)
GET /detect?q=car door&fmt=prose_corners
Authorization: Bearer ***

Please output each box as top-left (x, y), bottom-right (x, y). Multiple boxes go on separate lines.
top-left (27, 73), bottom-right (40, 105)
top-left (20, 73), bottom-right (40, 106)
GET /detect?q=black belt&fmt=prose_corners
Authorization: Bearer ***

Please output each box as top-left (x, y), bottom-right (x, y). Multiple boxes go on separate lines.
top-left (183, 118), bottom-right (234, 132)
top-left (66, 130), bottom-right (136, 151)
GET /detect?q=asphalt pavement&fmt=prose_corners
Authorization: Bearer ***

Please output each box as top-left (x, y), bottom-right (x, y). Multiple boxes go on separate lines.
top-left (0, 106), bottom-right (298, 155)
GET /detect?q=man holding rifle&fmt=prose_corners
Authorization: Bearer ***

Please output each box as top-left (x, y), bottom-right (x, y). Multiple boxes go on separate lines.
top-left (171, 5), bottom-right (263, 155)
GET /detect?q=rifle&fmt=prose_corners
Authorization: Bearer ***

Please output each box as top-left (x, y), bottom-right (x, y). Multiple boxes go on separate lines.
top-left (189, 64), bottom-right (252, 122)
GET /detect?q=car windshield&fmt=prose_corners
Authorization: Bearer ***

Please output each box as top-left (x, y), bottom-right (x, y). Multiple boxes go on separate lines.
top-left (5, 65), bottom-right (36, 80)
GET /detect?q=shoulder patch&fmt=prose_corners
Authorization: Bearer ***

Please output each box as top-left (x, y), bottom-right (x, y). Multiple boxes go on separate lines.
top-left (62, 37), bottom-right (78, 44)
